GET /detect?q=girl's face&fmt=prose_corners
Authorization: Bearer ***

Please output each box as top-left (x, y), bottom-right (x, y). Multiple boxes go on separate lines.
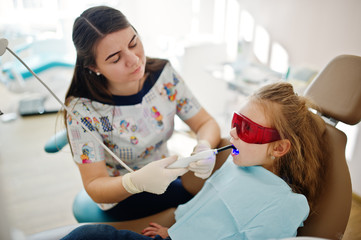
top-left (229, 101), bottom-right (275, 171)
top-left (92, 27), bottom-right (146, 95)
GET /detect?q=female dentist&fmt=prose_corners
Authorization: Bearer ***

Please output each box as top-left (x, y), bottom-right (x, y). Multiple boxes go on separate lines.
top-left (64, 5), bottom-right (221, 221)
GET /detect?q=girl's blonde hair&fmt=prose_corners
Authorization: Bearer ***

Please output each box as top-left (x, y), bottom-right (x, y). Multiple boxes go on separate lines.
top-left (251, 82), bottom-right (328, 212)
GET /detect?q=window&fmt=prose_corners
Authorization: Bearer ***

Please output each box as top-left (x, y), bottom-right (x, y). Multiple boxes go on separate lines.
top-left (239, 10), bottom-right (254, 42)
top-left (253, 25), bottom-right (270, 64)
top-left (225, 0), bottom-right (240, 61)
top-left (270, 42), bottom-right (289, 74)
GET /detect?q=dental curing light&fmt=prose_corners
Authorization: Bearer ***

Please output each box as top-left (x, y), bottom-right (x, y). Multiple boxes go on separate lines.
top-left (168, 145), bottom-right (238, 169)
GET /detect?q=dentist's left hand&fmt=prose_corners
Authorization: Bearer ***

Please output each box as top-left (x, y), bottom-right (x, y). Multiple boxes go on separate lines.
top-left (122, 156), bottom-right (188, 195)
top-left (188, 140), bottom-right (216, 179)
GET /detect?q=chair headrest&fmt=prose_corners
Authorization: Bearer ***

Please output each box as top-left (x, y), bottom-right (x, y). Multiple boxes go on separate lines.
top-left (304, 55), bottom-right (361, 125)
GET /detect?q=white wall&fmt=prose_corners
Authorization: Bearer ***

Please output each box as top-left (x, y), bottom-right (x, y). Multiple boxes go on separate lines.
top-left (117, 0), bottom-right (194, 57)
top-left (238, 0), bottom-right (361, 70)
top-left (347, 124), bottom-right (361, 196)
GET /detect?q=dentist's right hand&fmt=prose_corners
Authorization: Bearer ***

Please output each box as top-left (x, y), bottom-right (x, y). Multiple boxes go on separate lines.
top-left (122, 155), bottom-right (188, 195)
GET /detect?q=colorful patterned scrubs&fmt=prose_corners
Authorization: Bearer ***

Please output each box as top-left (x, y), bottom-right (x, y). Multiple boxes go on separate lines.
top-left (66, 62), bottom-right (201, 210)
top-left (67, 62), bottom-right (201, 177)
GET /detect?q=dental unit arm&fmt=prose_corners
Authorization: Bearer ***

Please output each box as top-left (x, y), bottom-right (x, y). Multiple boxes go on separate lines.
top-left (0, 38), bottom-right (133, 173)
top-left (168, 145), bottom-right (238, 169)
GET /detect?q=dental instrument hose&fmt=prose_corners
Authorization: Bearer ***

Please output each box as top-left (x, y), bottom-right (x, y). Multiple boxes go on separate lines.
top-left (0, 38), bottom-right (134, 172)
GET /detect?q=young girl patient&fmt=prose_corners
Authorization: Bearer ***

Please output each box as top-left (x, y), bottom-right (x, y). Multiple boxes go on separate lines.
top-left (61, 82), bottom-right (328, 239)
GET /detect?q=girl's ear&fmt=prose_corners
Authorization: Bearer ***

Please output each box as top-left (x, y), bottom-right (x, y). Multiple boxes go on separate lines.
top-left (272, 139), bottom-right (291, 158)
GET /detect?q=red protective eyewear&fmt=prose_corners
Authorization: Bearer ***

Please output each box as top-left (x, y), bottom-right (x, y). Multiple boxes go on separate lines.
top-left (231, 112), bottom-right (281, 144)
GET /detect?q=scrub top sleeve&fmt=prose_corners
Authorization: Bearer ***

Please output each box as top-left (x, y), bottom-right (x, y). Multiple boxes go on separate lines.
top-left (66, 99), bottom-right (105, 164)
top-left (167, 64), bottom-right (202, 120)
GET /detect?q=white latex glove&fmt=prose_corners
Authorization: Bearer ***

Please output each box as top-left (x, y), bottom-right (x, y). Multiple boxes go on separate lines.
top-left (188, 140), bottom-right (216, 179)
top-left (122, 156), bottom-right (188, 195)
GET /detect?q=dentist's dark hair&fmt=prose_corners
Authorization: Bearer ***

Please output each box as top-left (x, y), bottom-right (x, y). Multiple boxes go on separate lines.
top-left (66, 6), bottom-right (131, 104)
top-left (64, 5), bottom-right (167, 108)
top-left (63, 5), bottom-right (167, 153)
top-left (66, 5), bottom-right (167, 104)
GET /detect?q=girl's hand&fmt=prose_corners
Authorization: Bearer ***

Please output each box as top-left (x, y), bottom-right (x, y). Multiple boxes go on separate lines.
top-left (142, 222), bottom-right (169, 238)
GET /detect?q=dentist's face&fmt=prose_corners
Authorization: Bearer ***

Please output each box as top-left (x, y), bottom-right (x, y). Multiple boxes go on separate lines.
top-left (229, 101), bottom-right (274, 171)
top-left (92, 27), bottom-right (146, 94)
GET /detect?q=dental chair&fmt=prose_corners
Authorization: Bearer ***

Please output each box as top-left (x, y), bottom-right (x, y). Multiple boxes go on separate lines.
top-left (296, 54), bottom-right (361, 239)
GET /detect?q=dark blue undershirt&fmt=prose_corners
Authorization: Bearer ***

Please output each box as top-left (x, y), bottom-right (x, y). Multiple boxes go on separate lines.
top-left (111, 69), bottom-right (162, 106)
